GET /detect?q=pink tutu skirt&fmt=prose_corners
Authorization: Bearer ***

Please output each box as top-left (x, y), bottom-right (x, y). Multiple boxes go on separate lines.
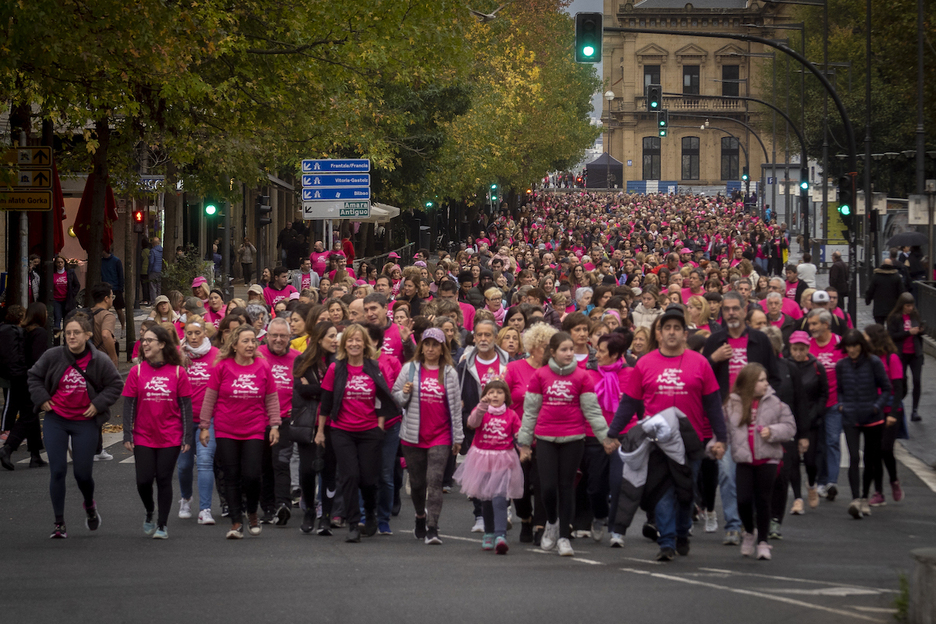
top-left (453, 448), bottom-right (524, 500)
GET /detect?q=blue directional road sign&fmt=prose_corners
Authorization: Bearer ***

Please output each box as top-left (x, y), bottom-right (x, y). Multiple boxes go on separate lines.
top-left (301, 174), bottom-right (370, 188)
top-left (301, 159), bottom-right (370, 173)
top-left (302, 188), bottom-right (370, 201)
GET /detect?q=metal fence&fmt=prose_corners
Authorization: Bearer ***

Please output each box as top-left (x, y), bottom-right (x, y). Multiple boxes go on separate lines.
top-left (915, 281), bottom-right (936, 339)
top-left (355, 242), bottom-right (414, 276)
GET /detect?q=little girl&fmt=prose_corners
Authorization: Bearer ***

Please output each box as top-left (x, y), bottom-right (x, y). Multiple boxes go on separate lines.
top-left (725, 362), bottom-right (795, 560)
top-left (454, 379), bottom-right (523, 555)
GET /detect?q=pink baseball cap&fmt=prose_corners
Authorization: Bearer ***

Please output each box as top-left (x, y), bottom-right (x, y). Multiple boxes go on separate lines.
top-left (191, 276), bottom-right (207, 288)
top-left (789, 330), bottom-right (810, 345)
top-left (680, 248), bottom-right (691, 254)
top-left (388, 252), bottom-right (400, 259)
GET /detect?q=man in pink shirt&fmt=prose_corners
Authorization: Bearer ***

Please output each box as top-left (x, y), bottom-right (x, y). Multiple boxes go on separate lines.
top-left (309, 241), bottom-right (330, 277)
top-left (263, 267), bottom-right (297, 309)
top-left (438, 280), bottom-right (475, 332)
top-left (363, 293), bottom-right (412, 365)
top-left (760, 277), bottom-right (803, 320)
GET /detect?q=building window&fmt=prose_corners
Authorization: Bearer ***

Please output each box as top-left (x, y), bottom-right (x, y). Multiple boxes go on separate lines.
top-left (722, 65), bottom-right (740, 97)
top-left (643, 137), bottom-right (661, 180)
top-left (644, 65), bottom-right (661, 93)
top-left (683, 65), bottom-right (700, 95)
top-left (721, 137), bottom-right (740, 180)
top-left (681, 137), bottom-right (700, 180)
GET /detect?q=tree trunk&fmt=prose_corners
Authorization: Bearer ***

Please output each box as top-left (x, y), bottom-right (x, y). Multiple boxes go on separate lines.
top-left (162, 160), bottom-right (180, 264)
top-left (85, 118), bottom-right (109, 290)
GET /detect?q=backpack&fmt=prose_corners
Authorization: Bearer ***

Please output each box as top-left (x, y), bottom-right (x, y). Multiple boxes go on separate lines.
top-left (64, 307), bottom-right (108, 349)
top-left (0, 323), bottom-right (27, 380)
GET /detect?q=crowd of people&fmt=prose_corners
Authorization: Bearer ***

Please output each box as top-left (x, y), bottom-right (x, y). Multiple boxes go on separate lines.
top-left (0, 190), bottom-right (926, 563)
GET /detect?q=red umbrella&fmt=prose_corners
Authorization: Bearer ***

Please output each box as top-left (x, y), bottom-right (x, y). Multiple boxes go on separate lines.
top-left (73, 172), bottom-right (118, 253)
top-left (27, 159), bottom-right (66, 255)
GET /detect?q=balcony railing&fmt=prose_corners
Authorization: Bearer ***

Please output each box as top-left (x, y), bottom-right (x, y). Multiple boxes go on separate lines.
top-left (634, 96), bottom-right (747, 112)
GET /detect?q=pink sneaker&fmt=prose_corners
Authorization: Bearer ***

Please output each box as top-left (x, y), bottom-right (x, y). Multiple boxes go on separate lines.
top-left (891, 481), bottom-right (904, 502)
top-left (868, 492), bottom-right (886, 507)
top-left (756, 543), bottom-right (772, 560)
top-left (740, 531), bottom-right (756, 557)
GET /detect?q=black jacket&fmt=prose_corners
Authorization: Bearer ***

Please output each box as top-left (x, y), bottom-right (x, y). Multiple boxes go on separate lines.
top-left (791, 354), bottom-right (829, 431)
top-left (829, 259), bottom-right (849, 296)
top-left (319, 359), bottom-right (399, 424)
top-left (27, 344), bottom-right (123, 426)
top-left (834, 354), bottom-right (890, 426)
top-left (887, 314), bottom-right (924, 356)
top-left (793, 311), bottom-right (847, 337)
top-left (775, 357), bottom-right (806, 438)
top-left (702, 327), bottom-right (782, 400)
top-left (865, 264), bottom-right (905, 317)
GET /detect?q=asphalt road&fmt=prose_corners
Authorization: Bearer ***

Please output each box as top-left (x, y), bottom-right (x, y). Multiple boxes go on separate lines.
top-left (1, 437), bottom-right (933, 624)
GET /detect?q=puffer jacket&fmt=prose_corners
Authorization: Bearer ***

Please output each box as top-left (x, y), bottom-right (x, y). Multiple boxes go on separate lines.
top-left (834, 353), bottom-right (890, 426)
top-left (790, 354), bottom-right (828, 431)
top-left (392, 361), bottom-right (464, 446)
top-left (864, 264), bottom-right (905, 317)
top-left (887, 314), bottom-right (924, 356)
top-left (725, 386), bottom-right (796, 464)
top-left (632, 303), bottom-right (662, 330)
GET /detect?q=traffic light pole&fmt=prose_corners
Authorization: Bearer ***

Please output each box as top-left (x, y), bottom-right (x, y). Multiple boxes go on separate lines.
top-left (603, 25), bottom-right (859, 322)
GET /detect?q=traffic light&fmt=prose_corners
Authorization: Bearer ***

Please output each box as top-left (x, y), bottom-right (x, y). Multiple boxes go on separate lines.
top-left (837, 174), bottom-right (855, 231)
top-left (658, 110), bottom-right (669, 137)
top-left (424, 201), bottom-right (434, 208)
top-left (799, 168), bottom-right (809, 191)
top-left (574, 13), bottom-right (602, 63)
top-left (133, 210), bottom-right (143, 223)
top-left (646, 84), bottom-right (662, 111)
top-left (255, 194), bottom-right (272, 227)
top-left (204, 201), bottom-right (218, 216)
top-left (741, 167), bottom-right (749, 182)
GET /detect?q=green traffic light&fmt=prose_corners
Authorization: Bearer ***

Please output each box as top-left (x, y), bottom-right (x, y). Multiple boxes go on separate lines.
top-left (491, 184), bottom-right (497, 190)
top-left (582, 45), bottom-right (595, 57)
top-left (800, 180), bottom-right (809, 191)
top-left (425, 201), bottom-right (433, 208)
top-left (650, 101), bottom-right (659, 109)
top-left (205, 203), bottom-right (217, 216)
top-left (839, 204), bottom-right (851, 216)
top-left (659, 129), bottom-right (667, 137)
top-left (491, 195), bottom-right (497, 201)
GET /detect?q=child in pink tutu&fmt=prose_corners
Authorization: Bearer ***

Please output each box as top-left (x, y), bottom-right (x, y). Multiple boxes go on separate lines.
top-left (454, 379), bottom-right (523, 554)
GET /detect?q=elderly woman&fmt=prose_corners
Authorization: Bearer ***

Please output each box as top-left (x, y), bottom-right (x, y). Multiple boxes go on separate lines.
top-left (575, 287), bottom-right (594, 314)
top-left (484, 287), bottom-right (507, 326)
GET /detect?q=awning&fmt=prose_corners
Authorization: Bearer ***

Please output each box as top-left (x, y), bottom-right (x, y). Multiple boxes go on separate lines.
top-left (360, 202), bottom-right (401, 224)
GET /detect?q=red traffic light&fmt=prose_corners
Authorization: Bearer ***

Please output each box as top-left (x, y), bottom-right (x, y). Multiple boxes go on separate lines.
top-left (133, 210), bottom-right (144, 223)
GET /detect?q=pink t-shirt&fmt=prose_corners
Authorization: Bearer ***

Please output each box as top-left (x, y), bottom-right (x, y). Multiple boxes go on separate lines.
top-left (204, 308), bottom-right (224, 328)
top-left (186, 345), bottom-right (219, 421)
top-left (381, 321), bottom-right (405, 365)
top-left (51, 351), bottom-right (93, 420)
top-left (745, 400), bottom-right (773, 466)
top-left (474, 356), bottom-right (502, 390)
top-left (402, 368), bottom-right (451, 448)
top-left (881, 352), bottom-right (903, 414)
top-left (122, 362), bottom-right (192, 448)
top-left (378, 352), bottom-right (403, 427)
top-left (624, 349), bottom-right (721, 440)
top-left (327, 267), bottom-right (357, 282)
top-left (300, 272), bottom-right (313, 292)
top-left (809, 335), bottom-right (843, 407)
top-left (902, 315), bottom-right (916, 354)
top-left (208, 358), bottom-right (277, 440)
top-left (321, 363), bottom-right (378, 432)
top-left (472, 408), bottom-right (521, 450)
top-left (257, 345), bottom-right (299, 418)
top-left (310, 252), bottom-right (330, 276)
top-left (727, 334), bottom-right (749, 390)
top-left (587, 366), bottom-right (631, 435)
top-left (505, 359), bottom-right (538, 419)
top-left (527, 366), bottom-right (595, 438)
top-left (458, 302), bottom-right (476, 332)
top-left (833, 307), bottom-right (853, 328)
top-left (53, 270), bottom-right (68, 301)
top-left (263, 285), bottom-right (297, 309)
top-left (784, 280), bottom-right (799, 300)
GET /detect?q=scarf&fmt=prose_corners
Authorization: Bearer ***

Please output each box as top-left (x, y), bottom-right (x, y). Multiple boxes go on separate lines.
top-left (486, 403), bottom-right (507, 416)
top-left (547, 358), bottom-right (577, 376)
top-left (183, 337), bottom-right (212, 358)
top-left (595, 360), bottom-right (625, 414)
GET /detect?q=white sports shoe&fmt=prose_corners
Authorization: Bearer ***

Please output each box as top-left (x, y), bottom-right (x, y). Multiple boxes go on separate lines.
top-left (557, 538), bottom-right (574, 557)
top-left (178, 498), bottom-right (192, 519)
top-left (541, 521), bottom-right (559, 551)
top-left (704, 510), bottom-right (718, 533)
top-left (198, 509), bottom-right (216, 525)
top-left (609, 532), bottom-right (625, 548)
top-left (93, 450), bottom-right (113, 462)
top-left (470, 516), bottom-right (485, 533)
top-left (591, 517), bottom-right (606, 542)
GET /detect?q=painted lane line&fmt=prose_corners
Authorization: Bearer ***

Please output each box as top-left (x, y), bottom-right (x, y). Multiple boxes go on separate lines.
top-left (120, 456), bottom-right (136, 464)
top-left (895, 443), bottom-right (936, 493)
top-left (525, 549), bottom-right (603, 564)
top-left (852, 607), bottom-right (899, 614)
top-left (621, 556), bottom-right (665, 565)
top-left (697, 568), bottom-right (898, 593)
top-left (438, 534), bottom-right (483, 543)
top-left (619, 568), bottom-right (884, 623)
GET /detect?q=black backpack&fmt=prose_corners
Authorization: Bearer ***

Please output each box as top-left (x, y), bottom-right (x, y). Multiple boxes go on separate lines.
top-left (0, 323), bottom-right (27, 379)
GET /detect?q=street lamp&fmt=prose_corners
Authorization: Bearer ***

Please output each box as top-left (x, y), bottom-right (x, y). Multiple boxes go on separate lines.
top-left (604, 90), bottom-right (615, 155)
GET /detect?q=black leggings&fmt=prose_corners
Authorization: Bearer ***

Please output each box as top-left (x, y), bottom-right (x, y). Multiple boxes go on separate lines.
top-left (330, 426), bottom-right (383, 526)
top-left (134, 446), bottom-right (181, 527)
top-left (844, 424), bottom-right (883, 499)
top-left (1, 381), bottom-right (43, 454)
top-left (402, 445), bottom-right (449, 529)
top-left (215, 438), bottom-right (264, 525)
top-left (900, 353), bottom-right (923, 413)
top-left (536, 438), bottom-right (585, 540)
top-left (581, 438), bottom-right (610, 520)
top-left (770, 442), bottom-right (796, 523)
top-left (261, 422), bottom-right (293, 512)
top-left (44, 413), bottom-right (98, 521)
top-left (879, 421), bottom-right (899, 488)
top-left (736, 462), bottom-right (776, 544)
top-left (790, 428), bottom-right (821, 499)
top-left (697, 453), bottom-right (718, 512)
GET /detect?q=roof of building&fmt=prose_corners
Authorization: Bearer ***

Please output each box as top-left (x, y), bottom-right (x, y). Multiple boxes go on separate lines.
top-left (633, 0), bottom-right (749, 9)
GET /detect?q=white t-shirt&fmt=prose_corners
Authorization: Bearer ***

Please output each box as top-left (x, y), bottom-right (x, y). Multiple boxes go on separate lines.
top-left (797, 263), bottom-right (818, 288)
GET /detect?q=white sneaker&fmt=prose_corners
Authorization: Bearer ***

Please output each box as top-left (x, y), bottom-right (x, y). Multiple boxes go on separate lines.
top-left (198, 509), bottom-right (215, 525)
top-left (470, 516), bottom-right (485, 533)
top-left (93, 450), bottom-right (113, 462)
top-left (609, 532), bottom-right (625, 548)
top-left (591, 517), bottom-right (606, 542)
top-left (704, 510), bottom-right (718, 533)
top-left (178, 498), bottom-right (192, 519)
top-left (817, 484), bottom-right (828, 498)
top-left (541, 521), bottom-right (559, 551)
top-left (557, 537), bottom-right (574, 557)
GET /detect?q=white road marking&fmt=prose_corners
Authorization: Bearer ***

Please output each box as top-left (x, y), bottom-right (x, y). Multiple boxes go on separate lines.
top-left (525, 549), bottom-right (602, 564)
top-left (438, 534), bottom-right (482, 543)
top-left (619, 568), bottom-right (884, 623)
top-left (697, 568), bottom-right (898, 593)
top-left (762, 588), bottom-right (885, 597)
top-left (17, 432), bottom-right (124, 464)
top-left (895, 443), bottom-right (936, 493)
top-left (574, 558), bottom-right (603, 565)
top-left (120, 456), bottom-right (135, 464)
top-left (621, 556), bottom-right (664, 565)
top-left (852, 607), bottom-right (898, 614)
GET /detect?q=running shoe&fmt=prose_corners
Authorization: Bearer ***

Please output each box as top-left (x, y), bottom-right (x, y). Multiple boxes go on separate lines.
top-left (808, 487), bottom-right (820, 508)
top-left (860, 498), bottom-right (871, 516)
top-left (756, 543), bottom-right (772, 560)
top-left (84, 501), bottom-right (101, 531)
top-left (317, 518), bottom-right (333, 536)
top-left (591, 517), bottom-right (606, 542)
top-left (768, 520), bottom-right (782, 540)
top-left (471, 516), bottom-right (485, 533)
top-left (826, 484), bottom-right (838, 502)
top-left (248, 512), bottom-right (262, 535)
top-left (226, 523), bottom-right (244, 539)
top-left (723, 530), bottom-right (741, 546)
top-left (300, 511), bottom-right (315, 534)
top-left (259, 509), bottom-right (276, 524)
top-left (704, 510), bottom-right (718, 533)
top-left (642, 521), bottom-right (659, 541)
top-left (425, 527), bottom-right (443, 545)
top-left (540, 521), bottom-right (559, 551)
top-left (868, 492), bottom-right (886, 507)
top-left (50, 523), bottom-right (67, 539)
top-left (143, 515), bottom-right (157, 537)
top-left (816, 484), bottom-right (828, 498)
top-left (519, 521), bottom-right (533, 543)
top-left (442, 485), bottom-right (453, 494)
top-left (414, 515), bottom-right (427, 540)
top-left (911, 411), bottom-right (921, 422)
top-left (178, 498), bottom-right (192, 519)
top-left (482, 533), bottom-right (495, 551)
top-left (609, 533), bottom-right (625, 548)
top-left (346, 526), bottom-right (361, 542)
top-left (891, 481), bottom-right (904, 502)
top-left (494, 535), bottom-right (509, 554)
top-left (93, 450), bottom-right (113, 462)
top-left (378, 521), bottom-right (392, 535)
top-left (557, 538), bottom-right (574, 557)
top-left (790, 498), bottom-right (805, 515)
top-left (363, 512), bottom-right (378, 537)
top-left (655, 547), bottom-right (675, 562)
top-left (0, 445), bottom-right (14, 471)
top-left (676, 536), bottom-right (690, 556)
top-left (740, 531), bottom-right (756, 557)
top-left (153, 526), bottom-right (168, 540)
top-left (198, 509), bottom-right (215, 525)
top-left (848, 499), bottom-right (862, 519)
top-left (275, 504), bottom-right (291, 527)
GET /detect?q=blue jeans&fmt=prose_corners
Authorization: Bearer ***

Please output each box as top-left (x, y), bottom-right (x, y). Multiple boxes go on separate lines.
top-left (176, 422), bottom-right (216, 511)
top-left (824, 405), bottom-right (842, 486)
top-left (377, 421), bottom-right (401, 525)
top-left (653, 459), bottom-right (700, 550)
top-left (717, 445), bottom-right (742, 532)
top-left (755, 257), bottom-right (768, 274)
top-left (53, 300), bottom-right (65, 330)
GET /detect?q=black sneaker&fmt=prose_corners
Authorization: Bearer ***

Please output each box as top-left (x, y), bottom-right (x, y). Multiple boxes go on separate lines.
top-left (50, 522), bottom-right (67, 539)
top-left (642, 521), bottom-right (659, 541)
top-left (391, 496), bottom-right (402, 517)
top-left (260, 509), bottom-right (276, 524)
top-left (317, 517), bottom-right (333, 536)
top-left (346, 526), bottom-right (361, 543)
top-left (362, 512), bottom-right (378, 537)
top-left (414, 515), bottom-right (427, 539)
top-left (533, 527), bottom-right (544, 547)
top-left (656, 547), bottom-right (676, 562)
top-left (275, 504), bottom-right (291, 527)
top-left (425, 526), bottom-right (442, 545)
top-left (300, 511), bottom-right (315, 534)
top-left (84, 501), bottom-right (101, 531)
top-left (826, 484), bottom-right (838, 502)
top-left (519, 521), bottom-right (533, 543)
top-left (911, 411), bottom-right (921, 422)
top-left (221, 504), bottom-right (230, 518)
top-left (0, 446), bottom-right (14, 471)
top-left (676, 536), bottom-right (690, 556)
top-left (291, 488), bottom-right (302, 508)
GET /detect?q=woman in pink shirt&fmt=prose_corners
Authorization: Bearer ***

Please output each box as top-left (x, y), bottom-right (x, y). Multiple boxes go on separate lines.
top-left (199, 325), bottom-right (280, 539)
top-left (122, 325), bottom-right (193, 540)
top-left (517, 331), bottom-right (615, 557)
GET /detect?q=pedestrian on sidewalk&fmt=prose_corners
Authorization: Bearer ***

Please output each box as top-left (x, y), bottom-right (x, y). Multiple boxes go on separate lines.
top-left (101, 249), bottom-right (126, 337)
top-left (122, 325), bottom-right (193, 540)
top-left (27, 313), bottom-right (123, 539)
top-left (864, 324), bottom-right (906, 506)
top-left (865, 259), bottom-right (905, 325)
top-left (786, 331), bottom-right (829, 512)
top-left (886, 292), bottom-right (924, 422)
top-left (237, 237), bottom-right (256, 285)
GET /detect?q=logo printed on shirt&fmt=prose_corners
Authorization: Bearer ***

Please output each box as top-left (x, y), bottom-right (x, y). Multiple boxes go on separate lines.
top-left (656, 368), bottom-right (687, 393)
top-left (188, 361), bottom-right (210, 383)
top-left (345, 373), bottom-right (372, 398)
top-left (270, 364), bottom-right (291, 387)
top-left (421, 376), bottom-right (445, 401)
top-left (481, 415), bottom-right (508, 444)
top-left (231, 374), bottom-right (259, 393)
top-left (61, 368), bottom-right (86, 392)
top-left (144, 376), bottom-right (171, 396)
top-left (544, 379), bottom-right (575, 402)
top-left (815, 352), bottom-right (836, 371)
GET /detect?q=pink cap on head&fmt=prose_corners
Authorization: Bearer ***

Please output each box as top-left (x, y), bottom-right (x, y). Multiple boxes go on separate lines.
top-left (191, 276), bottom-right (207, 288)
top-left (680, 248), bottom-right (691, 254)
top-left (789, 330), bottom-right (810, 345)
top-left (388, 252), bottom-right (400, 259)
top-left (288, 291), bottom-right (300, 300)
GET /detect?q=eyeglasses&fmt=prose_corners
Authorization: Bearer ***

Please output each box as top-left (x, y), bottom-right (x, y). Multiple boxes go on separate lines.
top-left (64, 330), bottom-right (85, 337)
top-left (141, 338), bottom-right (159, 344)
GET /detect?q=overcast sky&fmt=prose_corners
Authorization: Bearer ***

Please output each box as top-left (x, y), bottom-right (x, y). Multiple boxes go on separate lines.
top-left (564, 0), bottom-right (605, 116)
